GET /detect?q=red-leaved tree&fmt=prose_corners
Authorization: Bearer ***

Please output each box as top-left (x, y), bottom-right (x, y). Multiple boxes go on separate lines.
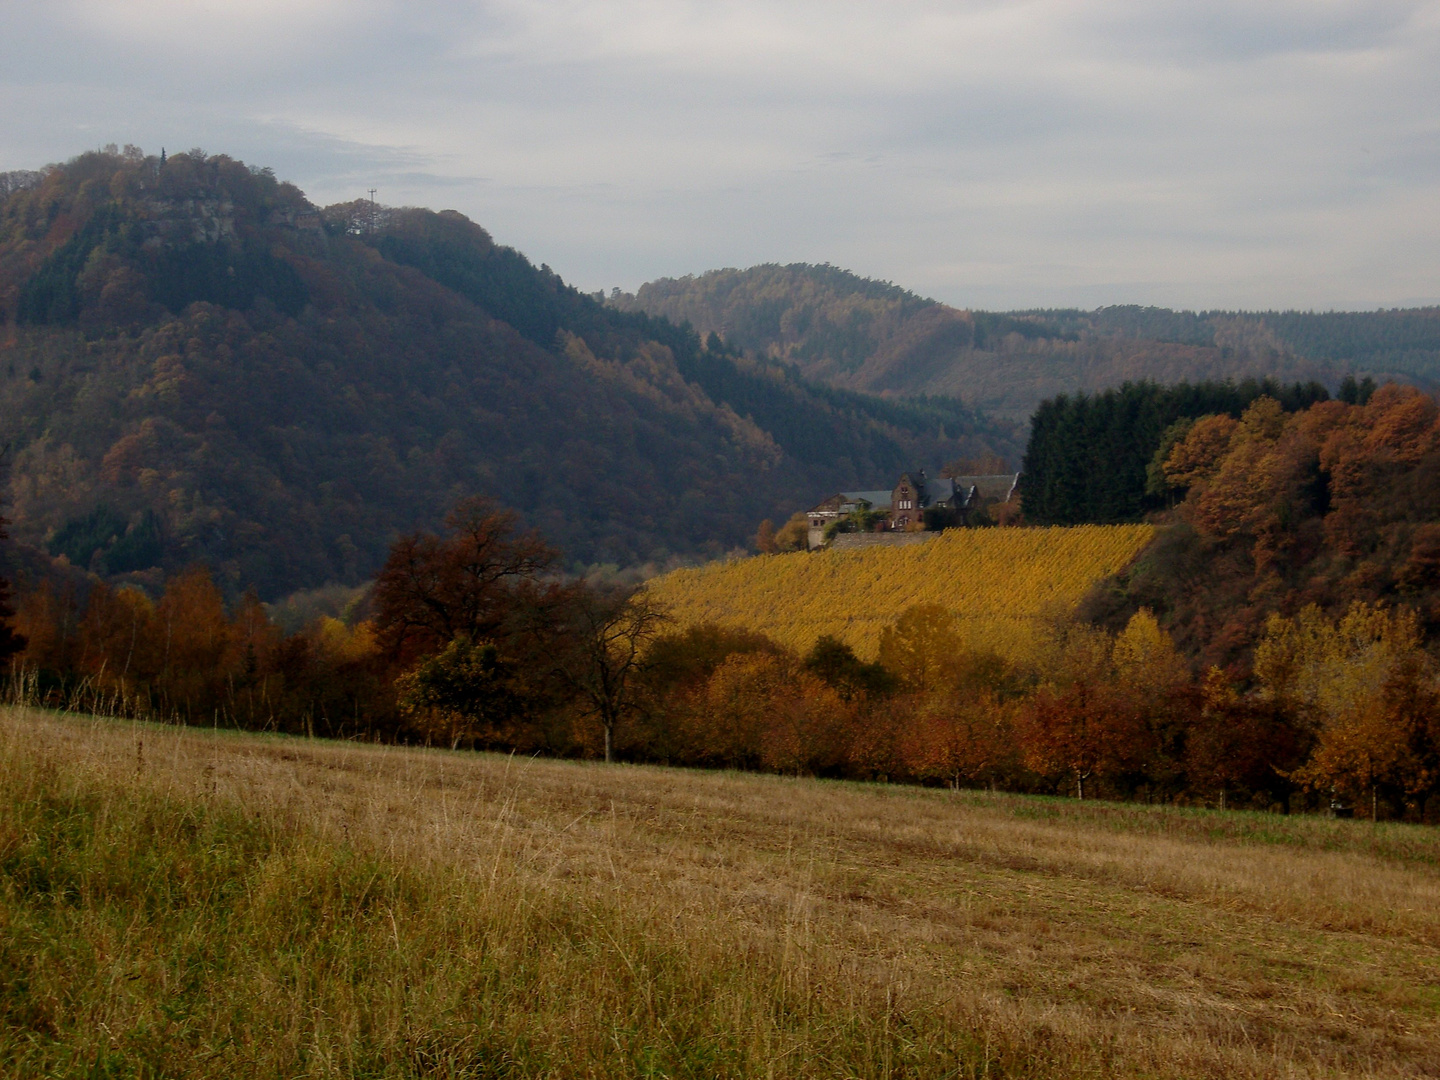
top-left (1019, 682), bottom-right (1151, 800)
top-left (372, 496), bottom-right (563, 662)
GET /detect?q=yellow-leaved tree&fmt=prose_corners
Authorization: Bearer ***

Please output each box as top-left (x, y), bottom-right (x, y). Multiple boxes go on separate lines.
top-left (1111, 609), bottom-right (1187, 699)
top-left (877, 604), bottom-right (964, 694)
top-left (1253, 602), bottom-right (1419, 723)
top-left (1255, 601), bottom-right (1433, 818)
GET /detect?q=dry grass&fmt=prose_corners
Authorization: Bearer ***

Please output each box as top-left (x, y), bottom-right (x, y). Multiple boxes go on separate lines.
top-left (3, 706), bottom-right (1439, 1078)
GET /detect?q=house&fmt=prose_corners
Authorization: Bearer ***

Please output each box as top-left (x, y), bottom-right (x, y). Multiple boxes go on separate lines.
top-left (948, 473), bottom-right (1020, 508)
top-left (805, 471), bottom-right (1019, 549)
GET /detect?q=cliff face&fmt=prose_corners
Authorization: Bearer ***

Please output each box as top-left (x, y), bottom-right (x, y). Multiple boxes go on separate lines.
top-left (141, 196), bottom-right (235, 244)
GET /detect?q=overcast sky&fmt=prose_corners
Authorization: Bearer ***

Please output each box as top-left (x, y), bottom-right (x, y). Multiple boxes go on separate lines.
top-left (3, 0), bottom-right (1438, 310)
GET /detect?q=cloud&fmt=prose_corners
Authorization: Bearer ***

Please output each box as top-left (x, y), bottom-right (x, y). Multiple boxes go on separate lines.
top-left (56, 0), bottom-right (391, 67)
top-left (2, 0), bottom-right (1438, 309)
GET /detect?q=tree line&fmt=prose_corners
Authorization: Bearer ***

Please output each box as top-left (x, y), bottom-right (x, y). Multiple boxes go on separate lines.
top-left (1081, 383), bottom-right (1440, 665)
top-left (4, 493), bottom-right (1438, 821)
top-left (1019, 378), bottom-right (1332, 524)
top-left (4, 382), bottom-right (1438, 823)
top-left (2, 499), bottom-right (662, 761)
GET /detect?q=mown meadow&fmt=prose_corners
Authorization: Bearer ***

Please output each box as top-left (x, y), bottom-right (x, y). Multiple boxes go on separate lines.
top-left (3, 705), bottom-right (1438, 1079)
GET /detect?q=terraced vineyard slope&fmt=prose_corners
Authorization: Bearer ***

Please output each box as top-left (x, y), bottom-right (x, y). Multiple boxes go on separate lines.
top-left (645, 524), bottom-right (1154, 659)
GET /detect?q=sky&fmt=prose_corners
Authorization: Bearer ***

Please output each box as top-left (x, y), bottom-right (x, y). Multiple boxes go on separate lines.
top-left (2, 0), bottom-right (1438, 311)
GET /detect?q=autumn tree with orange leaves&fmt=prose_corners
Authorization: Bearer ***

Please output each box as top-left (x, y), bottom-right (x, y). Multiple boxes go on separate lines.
top-left (692, 651), bottom-right (850, 775)
top-left (1258, 601), bottom-right (1439, 819)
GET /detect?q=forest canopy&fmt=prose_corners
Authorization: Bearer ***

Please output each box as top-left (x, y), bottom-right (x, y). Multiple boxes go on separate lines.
top-left (614, 266), bottom-right (1439, 421)
top-left (1080, 384), bottom-right (1440, 670)
top-left (0, 149), bottom-right (1016, 598)
top-left (1018, 379), bottom-right (1332, 525)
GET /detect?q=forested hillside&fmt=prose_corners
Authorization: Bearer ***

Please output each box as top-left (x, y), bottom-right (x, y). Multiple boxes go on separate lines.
top-left (0, 150), bottom-right (1015, 598)
top-left (1019, 379), bottom-right (1333, 525)
top-left (1080, 384), bottom-right (1440, 670)
top-left (613, 265), bottom-right (1440, 420)
top-left (7, 388), bottom-right (1438, 820)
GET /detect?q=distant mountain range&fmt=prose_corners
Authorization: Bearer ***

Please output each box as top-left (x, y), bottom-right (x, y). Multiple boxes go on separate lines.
top-left (0, 151), bottom-right (1012, 599)
top-left (8, 150), bottom-right (1435, 600)
top-left (611, 265), bottom-right (1440, 421)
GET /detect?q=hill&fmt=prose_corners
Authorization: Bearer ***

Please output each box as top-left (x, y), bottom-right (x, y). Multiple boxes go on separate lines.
top-left (7, 707), bottom-right (1438, 1079)
top-left (1079, 385), bottom-right (1440, 668)
top-left (644, 524), bottom-right (1154, 661)
top-left (611, 264), bottom-right (1440, 420)
top-left (0, 150), bottom-right (1017, 598)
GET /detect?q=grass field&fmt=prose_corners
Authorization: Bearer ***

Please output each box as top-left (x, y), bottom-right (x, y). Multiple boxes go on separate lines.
top-left (2, 706), bottom-right (1438, 1078)
top-left (643, 525), bottom-right (1155, 660)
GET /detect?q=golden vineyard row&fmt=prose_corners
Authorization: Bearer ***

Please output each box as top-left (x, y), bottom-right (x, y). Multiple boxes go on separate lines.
top-left (644, 525), bottom-right (1155, 662)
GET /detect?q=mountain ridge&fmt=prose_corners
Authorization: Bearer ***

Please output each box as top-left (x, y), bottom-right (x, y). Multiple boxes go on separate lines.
top-left (0, 150), bottom-right (1014, 599)
top-left (611, 265), bottom-right (1440, 420)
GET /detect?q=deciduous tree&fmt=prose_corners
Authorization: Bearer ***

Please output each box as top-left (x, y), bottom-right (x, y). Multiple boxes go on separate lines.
top-left (395, 636), bottom-right (525, 749)
top-left (373, 497), bottom-right (562, 660)
top-left (1182, 667), bottom-right (1305, 810)
top-left (695, 651), bottom-right (848, 775)
top-left (1111, 609), bottom-right (1187, 698)
top-left (552, 585), bottom-right (670, 763)
top-left (1293, 655), bottom-right (1438, 820)
top-left (803, 634), bottom-right (897, 701)
top-left (1254, 601), bottom-right (1421, 725)
top-left (903, 693), bottom-right (1013, 790)
top-left (878, 604), bottom-right (963, 694)
top-left (1019, 674), bottom-right (1150, 801)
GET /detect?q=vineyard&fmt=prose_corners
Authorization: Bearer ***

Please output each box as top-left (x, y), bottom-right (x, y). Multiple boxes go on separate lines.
top-left (645, 525), bottom-right (1155, 660)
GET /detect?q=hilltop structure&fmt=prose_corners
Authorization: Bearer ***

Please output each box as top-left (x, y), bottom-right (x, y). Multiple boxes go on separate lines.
top-left (805, 471), bottom-right (1018, 549)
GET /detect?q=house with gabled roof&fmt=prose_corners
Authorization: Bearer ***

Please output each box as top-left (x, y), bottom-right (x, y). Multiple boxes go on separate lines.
top-left (947, 473), bottom-right (1020, 506)
top-left (805, 470), bottom-right (1019, 549)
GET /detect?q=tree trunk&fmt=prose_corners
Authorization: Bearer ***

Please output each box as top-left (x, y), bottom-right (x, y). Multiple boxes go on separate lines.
top-left (1076, 771), bottom-right (1084, 800)
top-left (604, 723), bottom-right (612, 764)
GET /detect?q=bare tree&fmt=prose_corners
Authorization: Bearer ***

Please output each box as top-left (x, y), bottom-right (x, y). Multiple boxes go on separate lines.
top-left (556, 585), bottom-right (669, 763)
